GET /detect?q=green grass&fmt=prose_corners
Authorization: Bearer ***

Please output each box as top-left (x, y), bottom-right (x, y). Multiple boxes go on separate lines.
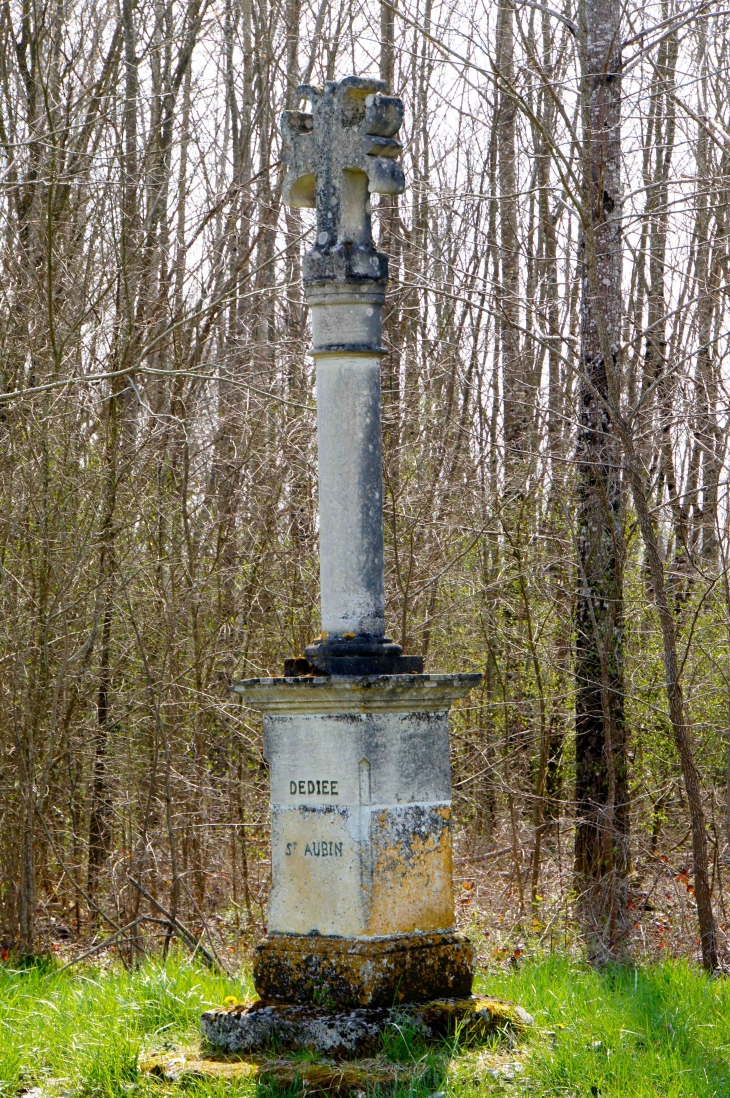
top-left (472, 959), bottom-right (730, 1097)
top-left (0, 954), bottom-right (728, 1097)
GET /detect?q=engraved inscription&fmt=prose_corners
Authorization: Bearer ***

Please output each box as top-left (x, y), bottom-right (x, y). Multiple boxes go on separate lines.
top-left (289, 779), bottom-right (339, 796)
top-left (305, 841), bottom-right (343, 857)
top-left (283, 839), bottom-right (344, 857)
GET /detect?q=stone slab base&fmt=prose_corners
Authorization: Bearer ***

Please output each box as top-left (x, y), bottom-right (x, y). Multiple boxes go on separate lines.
top-left (253, 930), bottom-right (475, 1008)
top-left (141, 1050), bottom-right (424, 1092)
top-left (200, 995), bottom-right (534, 1058)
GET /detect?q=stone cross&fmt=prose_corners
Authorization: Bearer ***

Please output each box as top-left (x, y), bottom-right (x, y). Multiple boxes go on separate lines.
top-left (281, 76), bottom-right (404, 263)
top-left (211, 78), bottom-right (480, 1027)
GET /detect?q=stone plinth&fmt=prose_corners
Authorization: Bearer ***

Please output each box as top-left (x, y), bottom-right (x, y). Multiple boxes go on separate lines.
top-left (231, 673), bottom-right (480, 1006)
top-left (254, 930), bottom-right (474, 1008)
top-left (200, 996), bottom-right (534, 1058)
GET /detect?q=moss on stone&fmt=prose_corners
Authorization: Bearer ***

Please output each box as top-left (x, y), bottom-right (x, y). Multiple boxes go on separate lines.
top-left (253, 930), bottom-right (475, 1008)
top-left (406, 994), bottom-right (533, 1041)
top-left (140, 1049), bottom-right (425, 1092)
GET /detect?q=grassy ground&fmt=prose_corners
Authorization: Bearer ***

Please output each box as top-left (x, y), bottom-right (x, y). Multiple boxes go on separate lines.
top-left (0, 954), bottom-right (728, 1098)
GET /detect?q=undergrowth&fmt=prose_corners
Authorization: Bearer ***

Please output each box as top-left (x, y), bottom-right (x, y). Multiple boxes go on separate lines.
top-left (0, 953), bottom-right (728, 1097)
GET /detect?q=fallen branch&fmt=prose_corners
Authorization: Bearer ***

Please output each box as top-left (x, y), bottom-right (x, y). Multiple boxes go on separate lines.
top-left (127, 876), bottom-right (227, 974)
top-left (55, 917), bottom-right (147, 972)
top-left (180, 874), bottom-right (235, 978)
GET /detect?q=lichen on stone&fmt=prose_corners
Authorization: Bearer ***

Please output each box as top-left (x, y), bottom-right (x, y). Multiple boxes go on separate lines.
top-left (409, 996), bottom-right (534, 1039)
top-left (200, 993), bottom-right (533, 1059)
top-left (141, 1048), bottom-right (426, 1093)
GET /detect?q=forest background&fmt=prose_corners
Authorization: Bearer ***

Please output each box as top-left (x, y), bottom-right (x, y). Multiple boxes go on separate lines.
top-left (2, 0), bottom-right (730, 973)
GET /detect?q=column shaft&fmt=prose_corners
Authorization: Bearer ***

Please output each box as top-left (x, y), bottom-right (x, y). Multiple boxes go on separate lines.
top-left (316, 354), bottom-right (385, 636)
top-left (307, 281), bottom-right (386, 641)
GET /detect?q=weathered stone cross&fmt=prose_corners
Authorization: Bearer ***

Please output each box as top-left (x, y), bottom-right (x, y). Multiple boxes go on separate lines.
top-left (281, 75), bottom-right (404, 257)
top-left (201, 78), bottom-right (481, 1050)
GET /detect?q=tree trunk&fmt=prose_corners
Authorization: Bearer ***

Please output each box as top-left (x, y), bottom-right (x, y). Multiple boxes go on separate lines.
top-left (573, 0), bottom-right (629, 960)
top-left (495, 0), bottom-right (524, 481)
top-left (694, 122), bottom-right (721, 567)
top-left (621, 445), bottom-right (718, 970)
top-left (380, 0), bottom-right (395, 88)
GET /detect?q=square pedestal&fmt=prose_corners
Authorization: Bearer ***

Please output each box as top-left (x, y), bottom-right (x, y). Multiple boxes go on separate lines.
top-left (231, 674), bottom-right (481, 1007)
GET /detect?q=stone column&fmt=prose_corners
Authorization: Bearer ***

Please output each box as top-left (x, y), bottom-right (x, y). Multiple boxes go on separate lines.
top-left (308, 279), bottom-right (386, 642)
top-left (223, 76), bottom-right (480, 1012)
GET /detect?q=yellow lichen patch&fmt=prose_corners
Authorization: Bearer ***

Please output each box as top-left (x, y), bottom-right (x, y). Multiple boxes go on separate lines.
top-left (140, 1050), bottom-right (425, 1092)
top-left (471, 996), bottom-right (534, 1029)
top-left (411, 995), bottom-right (534, 1037)
top-left (262, 1057), bottom-right (425, 1092)
top-left (140, 1049), bottom-right (260, 1082)
top-left (368, 805), bottom-right (454, 935)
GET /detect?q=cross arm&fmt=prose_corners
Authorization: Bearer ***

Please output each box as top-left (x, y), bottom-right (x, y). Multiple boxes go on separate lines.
top-left (280, 107), bottom-right (316, 207)
top-left (359, 94), bottom-right (405, 197)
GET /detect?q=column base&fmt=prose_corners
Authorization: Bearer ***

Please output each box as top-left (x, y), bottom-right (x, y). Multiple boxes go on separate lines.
top-left (200, 993), bottom-right (533, 1058)
top-left (253, 930), bottom-right (475, 1008)
top-left (285, 634), bottom-right (424, 676)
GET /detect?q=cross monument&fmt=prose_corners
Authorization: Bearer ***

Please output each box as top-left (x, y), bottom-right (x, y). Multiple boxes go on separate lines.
top-left (203, 76), bottom-right (481, 1043)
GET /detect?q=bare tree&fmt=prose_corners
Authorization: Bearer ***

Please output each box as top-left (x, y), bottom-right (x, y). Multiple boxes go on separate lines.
top-left (573, 0), bottom-right (629, 958)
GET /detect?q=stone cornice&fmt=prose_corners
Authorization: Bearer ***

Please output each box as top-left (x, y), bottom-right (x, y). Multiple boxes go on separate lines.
top-left (230, 673), bottom-right (482, 714)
